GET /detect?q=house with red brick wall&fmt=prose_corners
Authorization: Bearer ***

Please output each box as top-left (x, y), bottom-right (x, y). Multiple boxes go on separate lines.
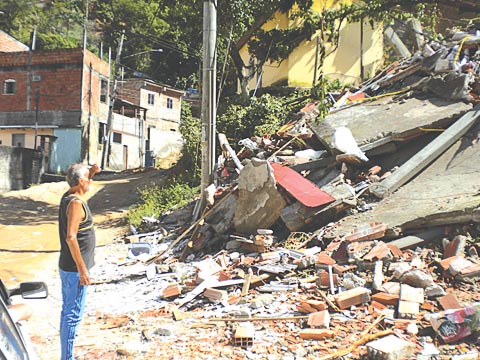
top-left (0, 37), bottom-right (111, 173)
top-left (117, 78), bottom-right (185, 163)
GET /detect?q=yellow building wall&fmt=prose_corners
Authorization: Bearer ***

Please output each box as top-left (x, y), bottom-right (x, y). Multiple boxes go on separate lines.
top-left (241, 0), bottom-right (384, 90)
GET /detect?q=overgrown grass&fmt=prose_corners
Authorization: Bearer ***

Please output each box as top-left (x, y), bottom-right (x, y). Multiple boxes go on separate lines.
top-left (128, 179), bottom-right (198, 227)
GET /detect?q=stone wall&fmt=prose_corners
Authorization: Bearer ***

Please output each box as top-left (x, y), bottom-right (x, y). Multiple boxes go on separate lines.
top-left (0, 146), bottom-right (43, 193)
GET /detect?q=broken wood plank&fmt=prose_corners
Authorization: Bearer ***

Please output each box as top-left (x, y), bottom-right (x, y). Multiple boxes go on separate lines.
top-left (370, 105), bottom-right (480, 198)
top-left (299, 328), bottom-right (335, 340)
top-left (377, 62), bottom-right (422, 88)
top-left (319, 315), bottom-right (392, 360)
top-left (146, 187), bottom-right (238, 265)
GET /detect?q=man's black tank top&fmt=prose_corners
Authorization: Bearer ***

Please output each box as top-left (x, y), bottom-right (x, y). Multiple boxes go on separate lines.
top-left (58, 192), bottom-right (96, 272)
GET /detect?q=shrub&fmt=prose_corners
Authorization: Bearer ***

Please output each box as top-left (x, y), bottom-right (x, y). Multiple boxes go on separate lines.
top-left (174, 102), bottom-right (202, 186)
top-left (128, 179), bottom-right (198, 227)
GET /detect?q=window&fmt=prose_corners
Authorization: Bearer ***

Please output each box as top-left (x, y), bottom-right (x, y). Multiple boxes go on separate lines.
top-left (148, 93), bottom-right (155, 105)
top-left (100, 79), bottom-right (108, 103)
top-left (167, 98), bottom-right (173, 109)
top-left (11, 134), bottom-right (25, 147)
top-left (3, 79), bottom-right (16, 95)
top-left (98, 123), bottom-right (106, 144)
top-left (112, 132), bottom-right (122, 144)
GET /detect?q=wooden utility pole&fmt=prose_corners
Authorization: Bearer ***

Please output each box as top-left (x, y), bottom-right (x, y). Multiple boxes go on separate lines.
top-left (200, 0), bottom-right (217, 209)
top-left (101, 31), bottom-right (124, 169)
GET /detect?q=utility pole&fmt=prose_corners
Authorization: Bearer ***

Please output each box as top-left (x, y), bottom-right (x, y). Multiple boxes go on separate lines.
top-left (101, 31), bottom-right (124, 169)
top-left (200, 0), bottom-right (217, 210)
top-left (34, 88), bottom-right (39, 150)
top-left (83, 0), bottom-right (89, 50)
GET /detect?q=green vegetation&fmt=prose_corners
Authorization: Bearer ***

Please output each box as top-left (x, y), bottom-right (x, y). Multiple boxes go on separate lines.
top-left (174, 103), bottom-right (202, 186)
top-left (128, 179), bottom-right (198, 228)
top-left (217, 89), bottom-right (310, 140)
top-left (0, 0), bottom-right (442, 98)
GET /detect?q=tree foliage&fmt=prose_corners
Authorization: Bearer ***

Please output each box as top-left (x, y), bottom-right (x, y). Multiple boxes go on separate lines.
top-left (217, 89), bottom-right (310, 143)
top-left (175, 102), bottom-right (202, 186)
top-left (0, 0), bottom-right (446, 94)
top-left (0, 0), bottom-right (86, 48)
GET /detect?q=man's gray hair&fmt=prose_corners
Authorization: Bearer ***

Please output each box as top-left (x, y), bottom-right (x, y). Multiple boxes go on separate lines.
top-left (66, 163), bottom-right (89, 187)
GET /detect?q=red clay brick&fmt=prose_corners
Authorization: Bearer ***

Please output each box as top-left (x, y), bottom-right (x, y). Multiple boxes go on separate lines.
top-left (335, 287), bottom-right (371, 309)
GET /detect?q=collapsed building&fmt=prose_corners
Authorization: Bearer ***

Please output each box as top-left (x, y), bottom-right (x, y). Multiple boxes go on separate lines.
top-left (90, 26), bottom-right (480, 359)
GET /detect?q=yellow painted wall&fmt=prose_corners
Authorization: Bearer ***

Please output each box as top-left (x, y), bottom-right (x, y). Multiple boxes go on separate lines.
top-left (241, 0), bottom-right (383, 90)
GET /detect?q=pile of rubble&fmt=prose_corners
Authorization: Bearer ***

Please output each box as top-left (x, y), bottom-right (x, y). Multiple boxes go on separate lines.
top-left (87, 25), bottom-right (480, 359)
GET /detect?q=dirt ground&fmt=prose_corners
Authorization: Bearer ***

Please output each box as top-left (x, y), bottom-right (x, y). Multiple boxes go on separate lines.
top-left (0, 167), bottom-right (168, 359)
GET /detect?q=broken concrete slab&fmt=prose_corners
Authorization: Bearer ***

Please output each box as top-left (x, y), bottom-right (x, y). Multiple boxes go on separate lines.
top-left (234, 159), bottom-right (286, 235)
top-left (370, 105), bottom-right (480, 198)
top-left (387, 227), bottom-right (445, 249)
top-left (309, 95), bottom-right (472, 155)
top-left (325, 121), bottom-right (480, 239)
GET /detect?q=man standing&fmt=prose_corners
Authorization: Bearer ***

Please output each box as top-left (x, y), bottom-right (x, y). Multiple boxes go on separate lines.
top-left (58, 163), bottom-right (100, 360)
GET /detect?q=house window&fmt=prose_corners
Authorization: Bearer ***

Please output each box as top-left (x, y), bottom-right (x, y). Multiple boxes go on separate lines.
top-left (167, 98), bottom-right (173, 109)
top-left (3, 79), bottom-right (16, 95)
top-left (148, 93), bottom-right (155, 105)
top-left (112, 132), bottom-right (122, 143)
top-left (11, 133), bottom-right (25, 147)
top-left (100, 79), bottom-right (108, 103)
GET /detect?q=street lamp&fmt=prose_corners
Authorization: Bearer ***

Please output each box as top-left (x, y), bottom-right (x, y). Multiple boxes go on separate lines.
top-left (122, 49), bottom-right (163, 60)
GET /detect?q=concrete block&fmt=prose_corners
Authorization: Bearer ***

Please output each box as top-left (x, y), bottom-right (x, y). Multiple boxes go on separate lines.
top-left (398, 300), bottom-right (419, 319)
top-left (400, 269), bottom-right (434, 288)
top-left (399, 284), bottom-right (424, 303)
top-left (367, 334), bottom-right (415, 360)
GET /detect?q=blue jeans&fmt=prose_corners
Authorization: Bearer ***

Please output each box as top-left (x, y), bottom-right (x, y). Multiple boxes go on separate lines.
top-left (59, 269), bottom-right (87, 360)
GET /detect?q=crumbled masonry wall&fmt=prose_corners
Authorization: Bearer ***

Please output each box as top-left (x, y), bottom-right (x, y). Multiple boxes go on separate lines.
top-left (234, 159), bottom-right (286, 235)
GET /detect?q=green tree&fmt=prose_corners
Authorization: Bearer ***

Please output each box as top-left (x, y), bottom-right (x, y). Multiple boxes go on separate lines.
top-left (175, 102), bottom-right (202, 186)
top-left (0, 0), bottom-right (87, 49)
